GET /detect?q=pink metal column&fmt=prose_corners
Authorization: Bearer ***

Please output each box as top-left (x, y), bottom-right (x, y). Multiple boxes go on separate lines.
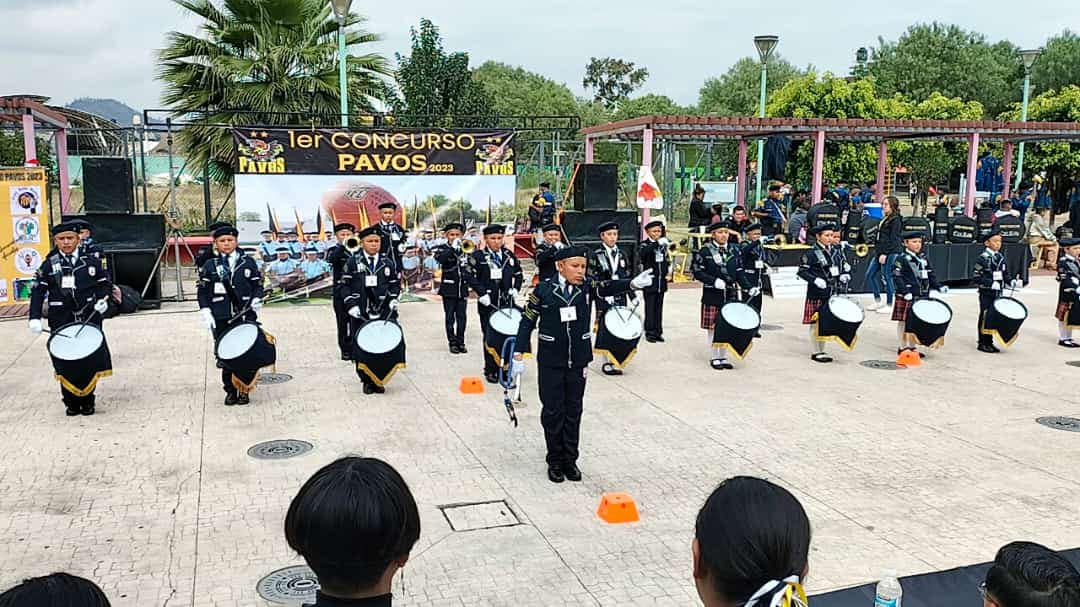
top-left (736, 139), bottom-right (748, 208)
top-left (56, 129), bottom-right (71, 214)
top-left (875, 140), bottom-right (888, 204)
top-left (963, 132), bottom-right (980, 217)
top-left (810, 131), bottom-right (826, 202)
top-left (1001, 141), bottom-right (1014, 200)
top-left (21, 113), bottom-right (36, 162)
top-left (641, 127), bottom-right (653, 235)
top-left (584, 136), bottom-right (594, 163)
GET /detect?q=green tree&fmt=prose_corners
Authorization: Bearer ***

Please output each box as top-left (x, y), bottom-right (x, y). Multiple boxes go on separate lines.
top-left (613, 94), bottom-right (687, 121)
top-left (582, 57), bottom-right (648, 109)
top-left (869, 22), bottom-right (1021, 117)
top-left (1031, 30), bottom-right (1080, 95)
top-left (472, 61), bottom-right (579, 117)
top-left (698, 55), bottom-right (804, 116)
top-left (390, 19), bottom-right (494, 127)
top-left (1000, 85), bottom-right (1080, 211)
top-left (0, 132), bottom-right (55, 176)
top-left (892, 93), bottom-right (985, 204)
top-left (158, 0), bottom-right (390, 183)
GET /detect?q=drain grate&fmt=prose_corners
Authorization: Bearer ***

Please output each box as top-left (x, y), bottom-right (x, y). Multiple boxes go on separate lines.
top-left (760, 323), bottom-right (784, 331)
top-left (440, 500), bottom-right (521, 532)
top-left (1036, 416), bottom-right (1080, 433)
top-left (248, 440), bottom-right (313, 460)
top-left (256, 565), bottom-right (319, 604)
top-left (261, 373), bottom-right (293, 384)
top-left (860, 360), bottom-right (900, 370)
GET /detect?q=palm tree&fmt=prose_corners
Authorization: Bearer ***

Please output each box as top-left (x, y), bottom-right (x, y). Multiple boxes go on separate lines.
top-left (158, 0), bottom-right (390, 182)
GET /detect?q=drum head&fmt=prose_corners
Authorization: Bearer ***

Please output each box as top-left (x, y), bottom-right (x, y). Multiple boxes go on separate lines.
top-left (489, 308), bottom-right (522, 335)
top-left (994, 297), bottom-right (1027, 320)
top-left (218, 324), bottom-right (259, 360)
top-left (912, 299), bottom-right (952, 325)
top-left (828, 297), bottom-right (865, 323)
top-left (356, 321), bottom-right (404, 355)
top-left (603, 307), bottom-right (643, 340)
top-left (48, 325), bottom-right (104, 360)
top-left (720, 302), bottom-right (761, 331)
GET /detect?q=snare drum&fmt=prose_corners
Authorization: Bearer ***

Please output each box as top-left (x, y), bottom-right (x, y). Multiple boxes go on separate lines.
top-left (905, 298), bottom-right (953, 348)
top-left (353, 320), bottom-right (406, 386)
top-left (982, 296), bottom-right (1028, 348)
top-left (712, 302), bottom-right (760, 360)
top-left (485, 308), bottom-right (522, 368)
top-left (594, 306), bottom-right (643, 370)
top-left (47, 323), bottom-right (112, 396)
top-left (815, 296), bottom-right (864, 351)
top-left (216, 322), bottom-right (277, 392)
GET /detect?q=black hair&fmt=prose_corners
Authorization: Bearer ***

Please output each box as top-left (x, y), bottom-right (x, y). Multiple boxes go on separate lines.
top-left (695, 476), bottom-right (811, 604)
top-left (285, 457), bottom-right (420, 595)
top-left (732, 206), bottom-right (747, 214)
top-left (984, 541), bottom-right (1080, 607)
top-left (0, 572), bottom-right (111, 607)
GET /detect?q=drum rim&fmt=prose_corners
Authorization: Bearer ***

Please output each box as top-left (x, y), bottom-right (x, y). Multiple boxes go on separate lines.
top-left (826, 296), bottom-right (865, 322)
top-left (47, 323), bottom-right (105, 360)
top-left (719, 301), bottom-right (761, 331)
top-left (911, 297), bottom-right (954, 321)
top-left (355, 320), bottom-right (404, 355)
top-left (993, 296), bottom-right (1029, 319)
top-left (602, 307), bottom-right (643, 339)
top-left (488, 307), bottom-right (522, 335)
top-left (217, 323), bottom-right (261, 360)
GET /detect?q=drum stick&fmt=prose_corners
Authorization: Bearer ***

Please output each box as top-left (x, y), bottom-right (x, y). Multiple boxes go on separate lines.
top-left (40, 328), bottom-right (71, 339)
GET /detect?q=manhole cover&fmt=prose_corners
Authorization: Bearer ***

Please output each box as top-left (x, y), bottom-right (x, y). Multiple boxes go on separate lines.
top-left (1036, 416), bottom-right (1080, 432)
top-left (1067, 361), bottom-right (1080, 368)
top-left (256, 565), bottom-right (319, 604)
top-left (860, 360), bottom-right (900, 370)
top-left (440, 500), bottom-right (521, 532)
top-left (261, 373), bottom-right (293, 384)
top-left (248, 440), bottom-right (313, 460)
top-left (760, 323), bottom-right (784, 331)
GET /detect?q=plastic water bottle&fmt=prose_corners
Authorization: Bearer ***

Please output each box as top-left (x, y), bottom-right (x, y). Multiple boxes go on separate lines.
top-left (874, 570), bottom-right (903, 607)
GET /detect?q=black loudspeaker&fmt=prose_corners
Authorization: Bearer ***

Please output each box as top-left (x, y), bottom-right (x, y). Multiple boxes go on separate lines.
top-left (976, 208), bottom-right (995, 240)
top-left (572, 163), bottom-right (618, 212)
top-left (561, 209), bottom-right (639, 242)
top-left (575, 238), bottom-right (638, 273)
top-left (106, 250), bottom-right (161, 307)
top-left (948, 216), bottom-right (977, 244)
top-left (62, 213), bottom-right (166, 250)
top-left (861, 217), bottom-right (880, 245)
top-left (996, 215), bottom-right (1025, 243)
top-left (902, 216), bottom-right (932, 241)
top-left (83, 158), bottom-right (135, 214)
top-left (932, 205), bottom-right (950, 244)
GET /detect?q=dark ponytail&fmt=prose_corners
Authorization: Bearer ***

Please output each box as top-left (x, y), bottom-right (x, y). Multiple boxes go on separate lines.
top-left (984, 541), bottom-right (1080, 607)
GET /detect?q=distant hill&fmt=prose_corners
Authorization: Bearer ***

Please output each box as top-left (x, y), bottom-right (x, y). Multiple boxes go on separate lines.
top-left (66, 98), bottom-right (140, 126)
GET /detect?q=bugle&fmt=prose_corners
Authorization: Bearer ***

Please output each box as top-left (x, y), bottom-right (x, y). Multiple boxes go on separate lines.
top-left (854, 243), bottom-right (870, 257)
top-left (344, 237), bottom-right (362, 254)
top-left (460, 239), bottom-right (477, 254)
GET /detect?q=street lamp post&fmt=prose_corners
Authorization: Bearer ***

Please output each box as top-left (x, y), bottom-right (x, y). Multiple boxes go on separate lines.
top-left (330, 0), bottom-right (353, 127)
top-left (753, 35), bottom-right (779, 205)
top-left (1014, 48), bottom-right (1042, 190)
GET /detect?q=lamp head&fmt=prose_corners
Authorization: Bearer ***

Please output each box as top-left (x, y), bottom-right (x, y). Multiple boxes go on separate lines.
top-left (856, 47), bottom-right (869, 64)
top-left (1020, 48), bottom-right (1042, 72)
top-left (754, 35), bottom-right (779, 63)
top-left (329, 0), bottom-right (353, 23)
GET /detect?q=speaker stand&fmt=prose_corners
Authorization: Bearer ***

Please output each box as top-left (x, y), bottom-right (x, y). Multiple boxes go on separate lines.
top-left (141, 213), bottom-right (199, 303)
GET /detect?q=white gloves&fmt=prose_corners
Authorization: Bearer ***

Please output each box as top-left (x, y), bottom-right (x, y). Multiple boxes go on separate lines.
top-left (388, 298), bottom-right (399, 311)
top-left (250, 298), bottom-right (263, 311)
top-left (28, 319), bottom-right (42, 334)
top-left (1010, 278), bottom-right (1020, 288)
top-left (1071, 277), bottom-right (1079, 286)
top-left (658, 237), bottom-right (670, 247)
top-left (749, 287), bottom-right (761, 297)
top-left (554, 242), bottom-right (565, 249)
top-left (452, 238), bottom-right (462, 250)
top-left (714, 279), bottom-right (726, 290)
top-left (199, 308), bottom-right (216, 330)
top-left (478, 294), bottom-right (492, 307)
top-left (348, 306), bottom-right (363, 319)
top-left (93, 298), bottom-right (108, 314)
top-left (510, 358), bottom-right (525, 377)
top-left (631, 269), bottom-right (654, 289)
top-left (813, 278), bottom-right (827, 289)
top-left (938, 285), bottom-right (949, 295)
top-left (839, 274), bottom-right (851, 284)
top-left (507, 288), bottom-right (518, 298)
top-left (604, 296), bottom-right (615, 305)
top-left (904, 293), bottom-right (913, 301)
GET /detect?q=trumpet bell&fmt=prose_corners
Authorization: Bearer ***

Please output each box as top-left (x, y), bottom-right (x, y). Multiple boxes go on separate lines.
top-left (344, 237), bottom-right (362, 253)
top-left (854, 243), bottom-right (870, 257)
top-left (460, 239), bottom-right (476, 254)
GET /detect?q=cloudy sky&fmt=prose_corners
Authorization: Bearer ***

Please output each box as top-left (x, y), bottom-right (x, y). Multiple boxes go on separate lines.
top-left (1, 0), bottom-right (1075, 113)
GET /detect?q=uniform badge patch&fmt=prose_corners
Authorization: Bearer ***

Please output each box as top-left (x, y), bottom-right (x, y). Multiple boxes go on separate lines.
top-left (88, 267), bottom-right (96, 277)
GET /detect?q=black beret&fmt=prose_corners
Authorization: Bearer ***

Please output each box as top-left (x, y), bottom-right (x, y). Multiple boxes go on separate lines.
top-left (333, 223), bottom-right (355, 232)
top-left (52, 221), bottom-right (79, 236)
top-left (357, 226), bottom-right (380, 239)
top-left (541, 223), bottom-right (561, 233)
top-left (706, 221), bottom-right (729, 233)
top-left (554, 245), bottom-right (588, 261)
top-left (208, 221), bottom-right (231, 232)
top-left (902, 230), bottom-right (924, 240)
top-left (768, 184), bottom-right (782, 192)
top-left (809, 223), bottom-right (838, 236)
top-left (212, 225), bottom-right (239, 239)
top-left (275, 246), bottom-right (290, 253)
top-left (442, 222), bottom-right (465, 233)
top-left (1060, 237), bottom-right (1080, 247)
top-left (482, 224), bottom-right (505, 236)
top-left (744, 222), bottom-right (763, 232)
top-left (984, 226), bottom-right (1002, 240)
top-left (70, 218), bottom-right (91, 231)
top-left (596, 221), bottom-right (619, 235)
top-left (377, 201), bottom-right (397, 211)
top-left (539, 182), bottom-right (551, 188)
top-left (644, 220), bottom-right (664, 231)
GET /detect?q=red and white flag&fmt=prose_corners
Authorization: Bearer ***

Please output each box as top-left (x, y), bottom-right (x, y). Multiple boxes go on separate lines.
top-left (636, 166), bottom-right (663, 209)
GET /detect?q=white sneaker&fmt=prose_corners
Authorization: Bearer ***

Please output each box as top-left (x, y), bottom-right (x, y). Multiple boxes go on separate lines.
top-left (876, 305), bottom-right (892, 314)
top-left (866, 301), bottom-right (882, 311)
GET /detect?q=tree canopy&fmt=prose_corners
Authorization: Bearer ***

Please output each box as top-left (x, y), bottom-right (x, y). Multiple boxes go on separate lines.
top-left (582, 57), bottom-right (649, 110)
top-left (698, 55), bottom-right (805, 116)
top-left (1031, 30), bottom-right (1080, 96)
top-left (472, 61), bottom-right (580, 118)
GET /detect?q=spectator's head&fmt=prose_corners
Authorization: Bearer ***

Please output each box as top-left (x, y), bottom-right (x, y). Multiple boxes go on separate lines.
top-left (732, 206), bottom-right (747, 222)
top-left (982, 541), bottom-right (1080, 607)
top-left (539, 181), bottom-right (551, 193)
top-left (1001, 199), bottom-right (1013, 210)
top-left (0, 572), bottom-right (111, 607)
top-left (542, 224), bottom-right (562, 245)
top-left (693, 476), bottom-right (811, 607)
top-left (884, 196), bottom-right (901, 217)
top-left (768, 184), bottom-right (782, 200)
top-left (693, 184), bottom-right (705, 200)
top-left (285, 457), bottom-right (420, 599)
top-left (795, 189), bottom-right (809, 203)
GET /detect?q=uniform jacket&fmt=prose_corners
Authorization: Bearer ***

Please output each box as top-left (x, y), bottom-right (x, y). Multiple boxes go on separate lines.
top-left (737, 240), bottom-right (766, 291)
top-left (376, 222), bottom-right (407, 266)
top-left (534, 242), bottom-right (561, 282)
top-left (692, 241), bottom-right (740, 306)
top-left (515, 277), bottom-right (632, 369)
top-left (197, 253), bottom-right (264, 322)
top-left (340, 252), bottom-right (401, 318)
top-left (972, 248), bottom-right (1009, 293)
top-left (892, 249), bottom-right (941, 298)
top-left (434, 244), bottom-right (470, 299)
top-left (797, 242), bottom-right (837, 300)
top-left (467, 247), bottom-right (523, 309)
top-left (639, 238), bottom-right (670, 293)
top-left (588, 244), bottom-right (632, 306)
top-left (1057, 255), bottom-right (1080, 302)
top-left (30, 247), bottom-right (111, 327)
top-left (325, 243), bottom-right (351, 292)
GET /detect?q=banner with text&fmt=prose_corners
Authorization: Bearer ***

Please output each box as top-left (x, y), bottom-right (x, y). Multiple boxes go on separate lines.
top-left (0, 167), bottom-right (51, 313)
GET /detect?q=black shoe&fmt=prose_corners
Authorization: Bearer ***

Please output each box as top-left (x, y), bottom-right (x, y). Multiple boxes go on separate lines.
top-left (1060, 339), bottom-right (1080, 348)
top-left (484, 372), bottom-right (500, 384)
top-left (710, 359), bottom-right (726, 370)
top-left (81, 405), bottom-right (95, 416)
top-left (917, 351), bottom-right (926, 359)
top-left (977, 343), bottom-right (998, 353)
top-left (754, 331), bottom-right (762, 338)
top-left (224, 393), bottom-right (239, 406)
top-left (601, 363), bottom-right (622, 376)
top-left (449, 343), bottom-right (460, 354)
top-left (236, 393), bottom-right (250, 405)
top-left (547, 465), bottom-right (565, 483)
top-left (216, 359), bottom-right (223, 369)
top-left (458, 344), bottom-right (468, 354)
top-left (66, 407), bottom-right (80, 416)
top-left (810, 353), bottom-right (833, 363)
top-left (372, 384), bottom-right (385, 394)
top-left (645, 336), bottom-right (658, 343)
top-left (340, 352), bottom-right (351, 361)
top-left (564, 463), bottom-right (582, 482)
top-left (363, 383), bottom-right (375, 394)
top-left (656, 336), bottom-right (666, 343)
top-left (720, 361), bottom-right (734, 370)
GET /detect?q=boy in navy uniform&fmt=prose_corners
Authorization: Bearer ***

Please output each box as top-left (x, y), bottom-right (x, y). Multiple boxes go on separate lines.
top-left (375, 201), bottom-right (407, 270)
top-left (197, 225), bottom-right (265, 406)
top-left (973, 227), bottom-right (1014, 353)
top-left (467, 224), bottom-right (523, 383)
top-left (692, 221), bottom-right (742, 370)
top-left (737, 223), bottom-right (767, 328)
top-left (433, 222), bottom-right (470, 354)
top-left (341, 226), bottom-right (402, 394)
top-left (511, 246), bottom-right (652, 483)
top-left (639, 219), bottom-right (671, 342)
top-left (29, 221), bottom-right (111, 416)
top-left (797, 223), bottom-right (839, 363)
top-left (534, 223), bottom-right (566, 283)
top-left (891, 231), bottom-right (947, 354)
top-left (325, 222), bottom-right (356, 360)
top-left (1055, 238), bottom-right (1080, 347)
top-left (588, 221), bottom-right (632, 375)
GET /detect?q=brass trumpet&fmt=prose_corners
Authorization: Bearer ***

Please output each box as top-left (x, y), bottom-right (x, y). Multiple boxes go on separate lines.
top-left (344, 236), bottom-right (362, 253)
top-left (460, 239), bottom-right (477, 254)
top-left (854, 243), bottom-right (870, 257)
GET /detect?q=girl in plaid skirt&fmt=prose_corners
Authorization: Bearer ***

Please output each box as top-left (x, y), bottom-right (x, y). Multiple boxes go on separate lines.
top-left (796, 224), bottom-right (840, 363)
top-left (692, 221), bottom-right (740, 370)
top-left (892, 231), bottom-right (947, 355)
top-left (1055, 238), bottom-right (1080, 348)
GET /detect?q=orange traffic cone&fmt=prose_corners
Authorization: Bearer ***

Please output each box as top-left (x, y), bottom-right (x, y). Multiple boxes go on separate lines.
top-left (459, 377), bottom-right (485, 394)
top-left (597, 492), bottom-right (639, 524)
top-left (897, 348), bottom-right (921, 368)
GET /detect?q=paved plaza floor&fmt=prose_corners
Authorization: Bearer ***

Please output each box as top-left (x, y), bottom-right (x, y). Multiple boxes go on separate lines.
top-left (1, 274), bottom-right (1079, 606)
